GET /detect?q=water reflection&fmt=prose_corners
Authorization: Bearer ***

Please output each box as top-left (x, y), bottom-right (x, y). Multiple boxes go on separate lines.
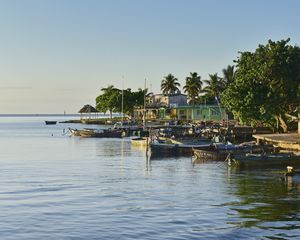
top-left (227, 169), bottom-right (300, 238)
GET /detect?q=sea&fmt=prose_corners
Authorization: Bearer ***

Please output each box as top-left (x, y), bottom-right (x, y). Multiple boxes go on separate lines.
top-left (0, 115), bottom-right (300, 240)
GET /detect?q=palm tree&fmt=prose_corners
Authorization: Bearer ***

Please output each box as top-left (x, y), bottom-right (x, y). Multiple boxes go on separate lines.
top-left (203, 73), bottom-right (224, 101)
top-left (222, 65), bottom-right (235, 87)
top-left (161, 74), bottom-right (181, 95)
top-left (183, 72), bottom-right (202, 104)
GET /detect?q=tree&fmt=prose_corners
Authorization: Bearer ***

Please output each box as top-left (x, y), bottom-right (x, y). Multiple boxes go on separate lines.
top-left (222, 39), bottom-right (300, 132)
top-left (114, 88), bottom-right (147, 117)
top-left (161, 74), bottom-right (181, 95)
top-left (96, 85), bottom-right (120, 120)
top-left (96, 86), bottom-right (148, 120)
top-left (202, 73), bottom-right (224, 100)
top-left (183, 72), bottom-right (202, 104)
top-left (222, 65), bottom-right (236, 87)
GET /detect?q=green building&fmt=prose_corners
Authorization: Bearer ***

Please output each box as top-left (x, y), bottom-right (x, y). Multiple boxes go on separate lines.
top-left (160, 105), bottom-right (227, 121)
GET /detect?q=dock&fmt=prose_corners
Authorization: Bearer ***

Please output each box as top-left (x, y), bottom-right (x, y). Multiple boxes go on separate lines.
top-left (253, 133), bottom-right (300, 151)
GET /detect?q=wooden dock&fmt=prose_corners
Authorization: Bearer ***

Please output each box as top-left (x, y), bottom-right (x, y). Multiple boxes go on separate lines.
top-left (253, 133), bottom-right (300, 151)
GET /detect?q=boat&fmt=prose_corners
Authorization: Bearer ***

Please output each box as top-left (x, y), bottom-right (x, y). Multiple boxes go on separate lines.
top-left (69, 128), bottom-right (81, 136)
top-left (228, 152), bottom-right (300, 167)
top-left (69, 128), bottom-right (123, 138)
top-left (45, 121), bottom-right (57, 125)
top-left (193, 142), bottom-right (276, 162)
top-left (131, 137), bottom-right (150, 147)
top-left (149, 137), bottom-right (215, 158)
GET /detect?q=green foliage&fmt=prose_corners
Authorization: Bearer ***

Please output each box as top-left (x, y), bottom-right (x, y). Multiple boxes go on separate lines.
top-left (222, 39), bottom-right (300, 131)
top-left (96, 85), bottom-right (120, 119)
top-left (95, 85), bottom-right (147, 119)
top-left (195, 95), bottom-right (216, 105)
top-left (183, 72), bottom-right (202, 104)
top-left (161, 74), bottom-right (181, 95)
top-left (203, 73), bottom-right (224, 98)
top-left (222, 65), bottom-right (236, 87)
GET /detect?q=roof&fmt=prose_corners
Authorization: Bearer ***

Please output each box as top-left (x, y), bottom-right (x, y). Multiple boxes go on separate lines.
top-left (153, 93), bottom-right (187, 97)
top-left (173, 104), bottom-right (224, 109)
top-left (78, 104), bottom-right (99, 113)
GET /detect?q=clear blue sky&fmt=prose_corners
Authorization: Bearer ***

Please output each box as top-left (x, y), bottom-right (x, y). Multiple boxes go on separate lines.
top-left (0, 0), bottom-right (299, 113)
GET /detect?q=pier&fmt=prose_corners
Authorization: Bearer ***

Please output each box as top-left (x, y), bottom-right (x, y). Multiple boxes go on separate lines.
top-left (253, 133), bottom-right (300, 151)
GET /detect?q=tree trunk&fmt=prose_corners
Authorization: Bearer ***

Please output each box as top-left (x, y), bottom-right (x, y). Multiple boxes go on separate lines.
top-left (278, 114), bottom-right (288, 133)
top-left (109, 110), bottom-right (112, 120)
top-left (298, 112), bottom-right (300, 134)
top-left (275, 116), bottom-right (279, 132)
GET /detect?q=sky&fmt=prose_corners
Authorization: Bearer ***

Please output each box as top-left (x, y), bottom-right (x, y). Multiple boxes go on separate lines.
top-left (0, 0), bottom-right (299, 114)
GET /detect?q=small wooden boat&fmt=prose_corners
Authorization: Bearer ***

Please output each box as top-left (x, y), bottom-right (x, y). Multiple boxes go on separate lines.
top-left (193, 143), bottom-right (276, 162)
top-left (69, 128), bottom-right (123, 138)
top-left (131, 137), bottom-right (149, 147)
top-left (229, 152), bottom-right (300, 167)
top-left (149, 138), bottom-right (215, 158)
top-left (45, 121), bottom-right (57, 125)
top-left (69, 128), bottom-right (81, 136)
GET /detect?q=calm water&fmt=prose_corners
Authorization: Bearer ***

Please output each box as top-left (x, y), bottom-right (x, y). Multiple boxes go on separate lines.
top-left (0, 116), bottom-right (300, 239)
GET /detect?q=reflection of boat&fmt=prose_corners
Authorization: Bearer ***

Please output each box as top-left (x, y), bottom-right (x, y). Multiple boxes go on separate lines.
top-left (229, 152), bottom-right (300, 167)
top-left (69, 128), bottom-right (123, 138)
top-left (45, 121), bottom-right (57, 125)
top-left (131, 137), bottom-right (149, 147)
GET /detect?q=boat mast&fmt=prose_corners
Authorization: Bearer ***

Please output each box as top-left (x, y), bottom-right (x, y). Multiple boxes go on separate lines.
top-left (143, 78), bottom-right (146, 131)
top-left (121, 76), bottom-right (124, 127)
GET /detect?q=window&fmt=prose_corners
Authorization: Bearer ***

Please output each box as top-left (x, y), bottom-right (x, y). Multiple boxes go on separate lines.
top-left (211, 109), bottom-right (220, 116)
top-left (179, 110), bottom-right (185, 115)
top-left (196, 110), bottom-right (201, 115)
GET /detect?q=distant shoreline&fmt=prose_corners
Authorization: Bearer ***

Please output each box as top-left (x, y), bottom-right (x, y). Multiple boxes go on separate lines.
top-left (0, 114), bottom-right (81, 117)
top-left (0, 113), bottom-right (121, 118)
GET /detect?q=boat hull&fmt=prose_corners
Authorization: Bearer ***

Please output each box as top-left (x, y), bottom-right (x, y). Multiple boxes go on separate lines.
top-left (45, 121), bottom-right (57, 125)
top-left (231, 153), bottom-right (300, 167)
top-left (150, 142), bottom-right (213, 159)
top-left (131, 137), bottom-right (149, 147)
top-left (69, 128), bottom-right (123, 138)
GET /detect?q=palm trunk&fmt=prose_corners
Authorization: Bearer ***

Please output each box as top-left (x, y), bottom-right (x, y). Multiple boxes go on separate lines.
top-left (109, 110), bottom-right (113, 120)
top-left (298, 112), bottom-right (300, 134)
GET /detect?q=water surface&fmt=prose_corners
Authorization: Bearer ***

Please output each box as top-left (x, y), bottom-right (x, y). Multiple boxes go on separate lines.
top-left (0, 116), bottom-right (300, 239)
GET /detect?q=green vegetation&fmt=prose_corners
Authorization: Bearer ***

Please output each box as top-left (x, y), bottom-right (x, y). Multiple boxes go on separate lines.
top-left (222, 39), bottom-right (300, 132)
top-left (96, 85), bottom-right (120, 119)
top-left (161, 74), bottom-right (181, 94)
top-left (96, 85), bottom-right (146, 120)
top-left (183, 72), bottom-right (202, 104)
top-left (203, 73), bottom-right (224, 100)
top-left (93, 38), bottom-right (300, 131)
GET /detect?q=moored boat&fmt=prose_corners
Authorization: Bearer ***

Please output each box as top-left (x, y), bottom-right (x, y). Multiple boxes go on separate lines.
top-left (149, 137), bottom-right (215, 158)
top-left (69, 128), bottom-right (123, 138)
top-left (131, 137), bottom-right (149, 147)
top-left (69, 128), bottom-right (81, 136)
top-left (45, 121), bottom-right (57, 125)
top-left (228, 152), bottom-right (300, 167)
top-left (193, 142), bottom-right (276, 162)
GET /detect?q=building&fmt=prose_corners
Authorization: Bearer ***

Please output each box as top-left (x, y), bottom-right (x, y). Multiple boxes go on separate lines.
top-left (134, 92), bottom-right (187, 120)
top-left (172, 105), bottom-right (227, 122)
top-left (134, 92), bottom-right (227, 122)
top-left (148, 92), bottom-right (187, 107)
